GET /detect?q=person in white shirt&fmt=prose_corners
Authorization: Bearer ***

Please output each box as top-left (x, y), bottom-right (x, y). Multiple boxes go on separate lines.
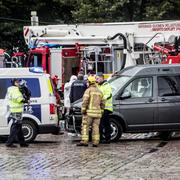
top-left (63, 75), bottom-right (77, 115)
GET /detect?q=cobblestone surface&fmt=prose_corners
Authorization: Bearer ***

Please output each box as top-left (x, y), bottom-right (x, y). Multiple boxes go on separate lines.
top-left (0, 133), bottom-right (179, 180)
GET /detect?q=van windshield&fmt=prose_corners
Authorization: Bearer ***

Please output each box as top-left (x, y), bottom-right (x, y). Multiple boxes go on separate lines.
top-left (108, 76), bottom-right (130, 95)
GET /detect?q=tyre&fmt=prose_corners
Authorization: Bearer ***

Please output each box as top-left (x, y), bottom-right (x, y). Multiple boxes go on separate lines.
top-left (159, 131), bottom-right (172, 140)
top-left (22, 120), bottom-right (37, 142)
top-left (110, 118), bottom-right (123, 142)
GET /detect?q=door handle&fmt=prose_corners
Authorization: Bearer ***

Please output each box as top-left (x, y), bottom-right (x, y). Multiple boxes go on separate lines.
top-left (146, 98), bottom-right (154, 103)
top-left (148, 98), bottom-right (154, 102)
top-left (161, 97), bottom-right (167, 102)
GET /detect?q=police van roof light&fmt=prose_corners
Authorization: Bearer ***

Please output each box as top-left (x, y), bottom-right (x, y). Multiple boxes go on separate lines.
top-left (29, 67), bottom-right (43, 73)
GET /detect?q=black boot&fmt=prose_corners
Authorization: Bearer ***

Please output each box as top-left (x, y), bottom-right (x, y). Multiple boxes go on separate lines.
top-left (6, 144), bottom-right (17, 148)
top-left (76, 142), bottom-right (88, 146)
top-left (92, 144), bottom-right (98, 147)
top-left (20, 143), bottom-right (29, 147)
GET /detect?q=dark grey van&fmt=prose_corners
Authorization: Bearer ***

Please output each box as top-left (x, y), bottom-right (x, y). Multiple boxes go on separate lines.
top-left (67, 64), bottom-right (180, 141)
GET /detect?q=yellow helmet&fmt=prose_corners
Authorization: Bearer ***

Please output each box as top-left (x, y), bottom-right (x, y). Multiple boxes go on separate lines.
top-left (88, 75), bottom-right (96, 84)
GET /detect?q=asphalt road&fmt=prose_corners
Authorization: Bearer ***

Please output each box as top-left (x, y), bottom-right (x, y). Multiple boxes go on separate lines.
top-left (0, 132), bottom-right (179, 180)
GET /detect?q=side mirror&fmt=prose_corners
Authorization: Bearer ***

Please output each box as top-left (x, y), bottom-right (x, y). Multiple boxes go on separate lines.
top-left (120, 91), bottom-right (131, 100)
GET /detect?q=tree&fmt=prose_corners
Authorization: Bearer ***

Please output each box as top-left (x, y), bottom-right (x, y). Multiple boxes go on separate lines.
top-left (144, 0), bottom-right (180, 20)
top-left (72, 0), bottom-right (180, 23)
top-left (0, 0), bottom-right (77, 49)
top-left (0, 0), bottom-right (180, 49)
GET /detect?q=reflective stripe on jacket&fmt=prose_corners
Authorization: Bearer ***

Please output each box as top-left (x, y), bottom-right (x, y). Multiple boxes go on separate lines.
top-left (98, 81), bottom-right (113, 112)
top-left (7, 86), bottom-right (24, 113)
top-left (81, 84), bottom-right (105, 118)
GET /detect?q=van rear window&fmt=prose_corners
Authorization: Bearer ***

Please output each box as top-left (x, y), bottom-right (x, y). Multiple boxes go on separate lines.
top-left (0, 78), bottom-right (41, 99)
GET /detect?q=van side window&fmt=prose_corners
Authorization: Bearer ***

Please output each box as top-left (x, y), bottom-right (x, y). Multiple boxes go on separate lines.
top-left (158, 76), bottom-right (180, 96)
top-left (22, 78), bottom-right (41, 97)
top-left (122, 77), bottom-right (153, 98)
top-left (0, 78), bottom-right (41, 99)
top-left (0, 79), bottom-right (10, 99)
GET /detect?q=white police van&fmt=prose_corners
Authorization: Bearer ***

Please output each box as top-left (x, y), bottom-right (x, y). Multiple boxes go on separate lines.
top-left (0, 67), bottom-right (60, 142)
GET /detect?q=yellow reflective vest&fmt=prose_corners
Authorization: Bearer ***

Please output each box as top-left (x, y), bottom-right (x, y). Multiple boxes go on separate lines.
top-left (81, 84), bottom-right (105, 118)
top-left (98, 81), bottom-right (113, 112)
top-left (7, 86), bottom-right (24, 113)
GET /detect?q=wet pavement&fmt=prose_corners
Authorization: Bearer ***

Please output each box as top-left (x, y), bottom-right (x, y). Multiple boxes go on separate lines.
top-left (0, 133), bottom-right (179, 180)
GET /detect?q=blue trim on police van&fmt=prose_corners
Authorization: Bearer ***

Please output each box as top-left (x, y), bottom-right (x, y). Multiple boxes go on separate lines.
top-left (24, 104), bottom-right (41, 122)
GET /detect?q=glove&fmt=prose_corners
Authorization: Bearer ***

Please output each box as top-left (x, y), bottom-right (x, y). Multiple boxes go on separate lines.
top-left (21, 99), bottom-right (26, 103)
top-left (81, 110), bottom-right (86, 115)
top-left (21, 99), bottom-right (28, 103)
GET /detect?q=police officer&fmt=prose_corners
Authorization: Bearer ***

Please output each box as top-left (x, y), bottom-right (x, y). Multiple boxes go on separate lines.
top-left (77, 76), bottom-right (105, 147)
top-left (69, 72), bottom-right (87, 103)
top-left (96, 73), bottom-right (113, 143)
top-left (6, 78), bottom-right (29, 148)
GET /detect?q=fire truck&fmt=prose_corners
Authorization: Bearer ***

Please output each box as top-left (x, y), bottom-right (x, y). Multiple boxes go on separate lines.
top-left (0, 48), bottom-right (26, 68)
top-left (23, 20), bottom-right (180, 88)
top-left (153, 36), bottom-right (180, 64)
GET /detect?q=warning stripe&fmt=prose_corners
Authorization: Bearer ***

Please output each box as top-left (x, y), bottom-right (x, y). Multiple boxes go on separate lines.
top-left (24, 27), bottom-right (29, 36)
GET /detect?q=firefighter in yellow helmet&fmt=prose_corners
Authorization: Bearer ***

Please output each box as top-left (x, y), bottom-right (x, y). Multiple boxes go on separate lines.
top-left (77, 75), bottom-right (105, 147)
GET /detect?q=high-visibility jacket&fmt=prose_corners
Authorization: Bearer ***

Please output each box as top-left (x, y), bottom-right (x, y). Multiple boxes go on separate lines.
top-left (81, 84), bottom-right (105, 118)
top-left (7, 86), bottom-right (24, 113)
top-left (98, 81), bottom-right (113, 112)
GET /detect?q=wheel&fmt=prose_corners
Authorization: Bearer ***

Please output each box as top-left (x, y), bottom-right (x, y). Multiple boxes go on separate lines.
top-left (159, 131), bottom-right (172, 140)
top-left (110, 118), bottom-right (123, 142)
top-left (22, 120), bottom-right (37, 142)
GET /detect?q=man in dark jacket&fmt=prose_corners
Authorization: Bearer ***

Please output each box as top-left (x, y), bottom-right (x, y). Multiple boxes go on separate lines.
top-left (69, 73), bottom-right (87, 103)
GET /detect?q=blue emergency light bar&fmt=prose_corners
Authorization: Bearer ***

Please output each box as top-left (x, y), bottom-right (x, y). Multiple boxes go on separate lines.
top-left (29, 67), bottom-right (43, 73)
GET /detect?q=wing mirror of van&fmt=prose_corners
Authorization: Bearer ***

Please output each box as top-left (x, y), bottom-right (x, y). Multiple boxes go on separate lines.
top-left (119, 91), bottom-right (131, 100)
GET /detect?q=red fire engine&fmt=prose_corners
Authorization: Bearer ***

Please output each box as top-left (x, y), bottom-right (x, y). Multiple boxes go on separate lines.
top-left (23, 20), bottom-right (180, 88)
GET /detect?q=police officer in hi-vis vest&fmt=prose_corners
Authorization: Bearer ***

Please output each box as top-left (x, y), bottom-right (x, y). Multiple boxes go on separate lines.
top-left (6, 78), bottom-right (29, 148)
top-left (96, 73), bottom-right (113, 144)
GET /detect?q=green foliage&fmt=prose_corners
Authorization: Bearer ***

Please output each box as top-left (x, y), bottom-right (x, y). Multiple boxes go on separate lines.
top-left (72, 0), bottom-right (180, 22)
top-left (144, 0), bottom-right (180, 20)
top-left (0, 0), bottom-right (180, 49)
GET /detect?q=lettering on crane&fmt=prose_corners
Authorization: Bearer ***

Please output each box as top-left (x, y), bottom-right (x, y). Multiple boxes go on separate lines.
top-left (138, 23), bottom-right (180, 31)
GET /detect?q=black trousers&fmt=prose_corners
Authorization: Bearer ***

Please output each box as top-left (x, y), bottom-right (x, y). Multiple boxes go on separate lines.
top-left (6, 113), bottom-right (26, 145)
top-left (100, 110), bottom-right (112, 141)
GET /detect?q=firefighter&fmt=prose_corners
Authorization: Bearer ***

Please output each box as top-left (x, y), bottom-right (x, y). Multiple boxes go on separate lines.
top-left (77, 76), bottom-right (105, 147)
top-left (6, 78), bottom-right (29, 148)
top-left (96, 73), bottom-right (113, 143)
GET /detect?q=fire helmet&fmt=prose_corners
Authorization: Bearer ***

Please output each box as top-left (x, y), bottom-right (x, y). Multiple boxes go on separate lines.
top-left (88, 76), bottom-right (96, 84)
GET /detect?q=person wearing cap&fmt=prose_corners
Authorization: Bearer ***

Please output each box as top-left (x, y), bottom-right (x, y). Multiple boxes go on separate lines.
top-left (6, 78), bottom-right (29, 148)
top-left (77, 76), bottom-right (105, 147)
top-left (96, 72), bottom-right (113, 144)
top-left (69, 72), bottom-right (87, 104)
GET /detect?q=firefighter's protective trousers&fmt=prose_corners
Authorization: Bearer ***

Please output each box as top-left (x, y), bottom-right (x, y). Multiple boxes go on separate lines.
top-left (81, 115), bottom-right (100, 145)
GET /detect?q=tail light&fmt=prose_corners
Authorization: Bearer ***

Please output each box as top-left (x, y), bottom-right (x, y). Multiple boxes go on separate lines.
top-left (50, 104), bottom-right (56, 114)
